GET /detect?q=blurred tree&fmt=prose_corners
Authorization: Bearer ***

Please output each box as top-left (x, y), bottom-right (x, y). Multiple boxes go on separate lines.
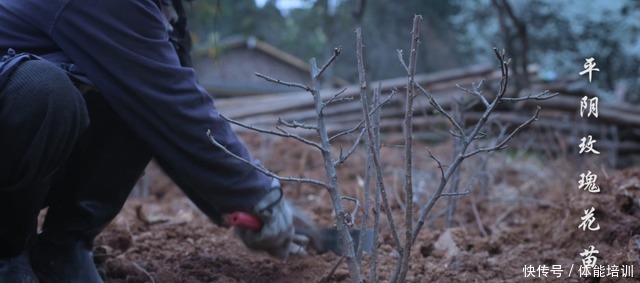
top-left (185, 0), bottom-right (461, 82)
top-left (491, 0), bottom-right (529, 91)
top-left (451, 0), bottom-right (640, 102)
top-left (253, 1), bottom-right (287, 47)
top-left (185, 0), bottom-right (639, 100)
top-left (189, 0), bottom-right (258, 40)
top-left (315, 0), bottom-right (461, 82)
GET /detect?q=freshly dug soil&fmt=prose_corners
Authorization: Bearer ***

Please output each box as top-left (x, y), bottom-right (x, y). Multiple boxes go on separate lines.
top-left (94, 133), bottom-right (640, 282)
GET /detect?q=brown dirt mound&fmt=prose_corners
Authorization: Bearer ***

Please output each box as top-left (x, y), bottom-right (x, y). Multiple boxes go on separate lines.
top-left (93, 133), bottom-right (640, 282)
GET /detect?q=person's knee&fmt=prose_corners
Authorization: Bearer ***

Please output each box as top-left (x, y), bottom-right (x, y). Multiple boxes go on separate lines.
top-left (0, 59), bottom-right (89, 190)
top-left (0, 60), bottom-right (89, 128)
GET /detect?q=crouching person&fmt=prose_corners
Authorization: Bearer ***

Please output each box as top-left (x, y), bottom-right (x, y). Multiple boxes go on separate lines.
top-left (0, 0), bottom-right (302, 282)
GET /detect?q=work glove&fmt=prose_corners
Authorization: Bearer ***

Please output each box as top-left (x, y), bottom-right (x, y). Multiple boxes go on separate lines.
top-left (235, 179), bottom-right (307, 258)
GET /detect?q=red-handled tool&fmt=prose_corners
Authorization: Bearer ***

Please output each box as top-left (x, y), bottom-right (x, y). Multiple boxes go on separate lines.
top-left (228, 211), bottom-right (263, 231)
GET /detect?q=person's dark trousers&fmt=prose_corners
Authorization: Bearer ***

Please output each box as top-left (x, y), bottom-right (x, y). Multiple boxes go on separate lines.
top-left (0, 59), bottom-right (89, 282)
top-left (0, 55), bottom-right (153, 282)
top-left (30, 89), bottom-right (153, 283)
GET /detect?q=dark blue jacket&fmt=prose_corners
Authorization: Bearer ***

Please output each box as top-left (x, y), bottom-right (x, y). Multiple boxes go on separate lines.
top-left (0, 0), bottom-right (271, 219)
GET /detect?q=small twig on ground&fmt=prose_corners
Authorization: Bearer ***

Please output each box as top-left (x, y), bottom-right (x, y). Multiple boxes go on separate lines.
top-left (315, 255), bottom-right (346, 283)
top-left (132, 262), bottom-right (156, 283)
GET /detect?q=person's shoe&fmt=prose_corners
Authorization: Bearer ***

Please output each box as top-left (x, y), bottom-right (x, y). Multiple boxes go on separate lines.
top-left (0, 251), bottom-right (39, 283)
top-left (30, 235), bottom-right (103, 283)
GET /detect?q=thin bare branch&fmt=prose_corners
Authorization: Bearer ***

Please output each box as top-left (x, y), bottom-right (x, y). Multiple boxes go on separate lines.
top-left (391, 175), bottom-right (407, 212)
top-left (445, 104), bottom-right (464, 229)
top-left (449, 129), bottom-right (464, 139)
top-left (321, 88), bottom-right (351, 112)
top-left (132, 262), bottom-right (156, 283)
top-left (334, 128), bottom-right (366, 166)
top-left (275, 125), bottom-right (320, 143)
top-left (395, 15), bottom-right (422, 283)
top-left (207, 130), bottom-right (330, 188)
top-left (357, 162), bottom-right (371, 264)
top-left (416, 84), bottom-right (465, 137)
top-left (358, 88), bottom-right (397, 122)
top-left (441, 191), bottom-right (471, 197)
top-left (469, 132), bottom-right (488, 140)
top-left (255, 72), bottom-right (311, 92)
top-left (368, 86), bottom-right (383, 282)
top-left (356, 27), bottom-right (402, 251)
top-left (471, 194), bottom-right (489, 237)
top-left (470, 153), bottom-right (493, 238)
top-left (309, 54), bottom-right (363, 281)
top-left (456, 80), bottom-right (490, 107)
top-left (500, 90), bottom-right (559, 101)
top-left (426, 146), bottom-right (445, 179)
top-left (411, 49), bottom-right (546, 246)
top-left (425, 207), bottom-right (450, 228)
top-left (455, 161), bottom-right (484, 197)
top-left (221, 114), bottom-right (325, 152)
top-left (278, 118), bottom-right (318, 130)
top-left (461, 50), bottom-right (510, 146)
top-left (493, 47), bottom-right (510, 102)
top-left (315, 47), bottom-right (342, 79)
top-left (397, 49), bottom-right (409, 72)
top-left (330, 120), bottom-right (364, 142)
top-left (315, 256), bottom-right (346, 283)
top-left (463, 106), bottom-right (540, 159)
top-left (341, 196), bottom-right (360, 226)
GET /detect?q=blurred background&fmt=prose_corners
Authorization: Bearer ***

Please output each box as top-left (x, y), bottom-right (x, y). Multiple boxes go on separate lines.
top-left (186, 0), bottom-right (640, 102)
top-left (180, 0), bottom-right (640, 170)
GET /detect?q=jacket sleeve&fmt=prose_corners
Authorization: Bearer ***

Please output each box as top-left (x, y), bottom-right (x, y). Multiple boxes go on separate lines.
top-left (49, 0), bottom-right (272, 219)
